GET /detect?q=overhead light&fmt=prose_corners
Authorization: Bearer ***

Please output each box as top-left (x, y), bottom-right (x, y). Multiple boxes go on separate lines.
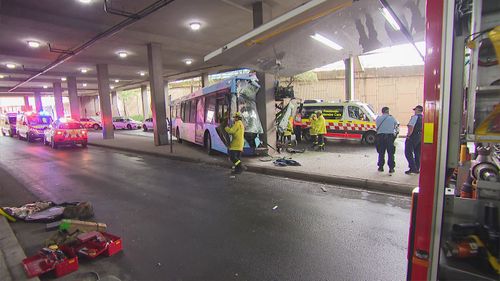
top-left (27, 40), bottom-right (41, 48)
top-left (80, 68), bottom-right (88, 73)
top-left (379, 7), bottom-right (400, 31)
top-left (6, 63), bottom-right (16, 69)
top-left (185, 59), bottom-right (193, 65)
top-left (61, 77), bottom-right (67, 81)
top-left (110, 85), bottom-right (115, 89)
top-left (82, 83), bottom-right (87, 87)
top-left (43, 85), bottom-right (48, 89)
top-left (117, 51), bottom-right (128, 58)
top-left (79, 0), bottom-right (92, 3)
top-left (139, 71), bottom-right (146, 76)
top-left (310, 33), bottom-right (343, 50)
top-left (189, 22), bottom-right (201, 31)
top-left (114, 79), bottom-right (120, 83)
top-left (0, 75), bottom-right (4, 79)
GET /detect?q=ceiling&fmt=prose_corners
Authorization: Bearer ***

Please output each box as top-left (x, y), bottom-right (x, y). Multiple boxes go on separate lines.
top-left (0, 0), bottom-right (308, 96)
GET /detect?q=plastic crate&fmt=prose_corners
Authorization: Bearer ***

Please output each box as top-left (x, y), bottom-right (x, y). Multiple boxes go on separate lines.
top-left (22, 247), bottom-right (78, 278)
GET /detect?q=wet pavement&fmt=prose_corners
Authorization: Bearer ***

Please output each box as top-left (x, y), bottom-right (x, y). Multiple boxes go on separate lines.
top-left (0, 135), bottom-right (411, 281)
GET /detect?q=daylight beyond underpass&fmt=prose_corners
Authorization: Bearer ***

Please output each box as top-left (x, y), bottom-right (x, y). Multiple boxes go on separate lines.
top-left (0, 136), bottom-right (411, 281)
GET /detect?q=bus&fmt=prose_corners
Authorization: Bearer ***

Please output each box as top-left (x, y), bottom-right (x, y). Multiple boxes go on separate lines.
top-left (172, 73), bottom-right (267, 155)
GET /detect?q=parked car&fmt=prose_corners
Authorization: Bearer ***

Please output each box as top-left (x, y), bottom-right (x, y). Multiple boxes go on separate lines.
top-left (0, 112), bottom-right (17, 137)
top-left (80, 117), bottom-right (101, 130)
top-left (142, 118), bottom-right (170, 132)
top-left (16, 112), bottom-right (53, 142)
top-left (112, 117), bottom-right (142, 130)
top-left (44, 118), bottom-right (87, 149)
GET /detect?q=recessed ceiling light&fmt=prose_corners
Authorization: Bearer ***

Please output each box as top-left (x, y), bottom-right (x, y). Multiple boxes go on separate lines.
top-left (110, 85), bottom-right (115, 89)
top-left (80, 68), bottom-right (88, 73)
top-left (114, 79), bottom-right (120, 83)
top-left (189, 22), bottom-right (201, 31)
top-left (82, 83), bottom-right (87, 87)
top-left (117, 51), bottom-right (128, 58)
top-left (6, 63), bottom-right (16, 69)
top-left (43, 85), bottom-right (48, 89)
top-left (0, 75), bottom-right (4, 79)
top-left (27, 41), bottom-right (41, 48)
top-left (310, 33), bottom-right (343, 50)
top-left (79, 0), bottom-right (92, 4)
top-left (185, 59), bottom-right (193, 65)
top-left (139, 72), bottom-right (146, 76)
top-left (61, 77), bottom-right (67, 81)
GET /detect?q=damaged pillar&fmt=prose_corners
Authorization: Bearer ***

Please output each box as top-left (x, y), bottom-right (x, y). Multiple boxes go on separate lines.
top-left (344, 56), bottom-right (354, 101)
top-left (67, 76), bottom-right (80, 120)
top-left (253, 1), bottom-right (276, 151)
top-left (96, 64), bottom-right (114, 139)
top-left (147, 42), bottom-right (169, 145)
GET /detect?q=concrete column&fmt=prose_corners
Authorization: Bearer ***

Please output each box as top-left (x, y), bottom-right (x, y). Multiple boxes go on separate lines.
top-left (96, 64), bottom-right (114, 139)
top-left (24, 96), bottom-right (30, 106)
top-left (141, 85), bottom-right (149, 118)
top-left (53, 82), bottom-right (64, 119)
top-left (253, 1), bottom-right (275, 151)
top-left (67, 76), bottom-right (80, 120)
top-left (344, 56), bottom-right (354, 101)
top-left (147, 42), bottom-right (168, 145)
top-left (201, 73), bottom-right (209, 88)
top-left (111, 91), bottom-right (119, 116)
top-left (34, 91), bottom-right (43, 112)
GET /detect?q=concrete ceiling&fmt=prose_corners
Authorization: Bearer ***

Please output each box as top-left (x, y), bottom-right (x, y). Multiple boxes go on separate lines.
top-left (0, 0), bottom-right (308, 95)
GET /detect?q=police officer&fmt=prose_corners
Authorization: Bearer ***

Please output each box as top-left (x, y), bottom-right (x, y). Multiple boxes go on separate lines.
top-left (375, 107), bottom-right (399, 173)
top-left (405, 105), bottom-right (423, 174)
top-left (225, 112), bottom-right (245, 174)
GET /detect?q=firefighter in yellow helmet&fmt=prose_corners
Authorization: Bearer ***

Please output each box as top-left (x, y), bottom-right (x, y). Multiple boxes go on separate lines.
top-left (316, 110), bottom-right (327, 151)
top-left (309, 113), bottom-right (318, 148)
top-left (225, 111), bottom-right (245, 174)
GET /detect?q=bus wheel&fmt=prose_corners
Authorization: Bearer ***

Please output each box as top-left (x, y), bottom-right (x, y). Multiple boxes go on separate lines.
top-left (363, 131), bottom-right (376, 145)
top-left (205, 133), bottom-right (212, 155)
top-left (176, 128), bottom-right (182, 143)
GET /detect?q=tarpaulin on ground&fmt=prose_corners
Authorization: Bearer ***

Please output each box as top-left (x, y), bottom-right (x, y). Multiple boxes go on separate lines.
top-left (2, 201), bottom-right (94, 222)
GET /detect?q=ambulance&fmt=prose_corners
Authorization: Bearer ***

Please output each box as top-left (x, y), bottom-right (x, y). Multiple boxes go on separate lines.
top-left (16, 112), bottom-right (53, 142)
top-left (296, 101), bottom-right (387, 145)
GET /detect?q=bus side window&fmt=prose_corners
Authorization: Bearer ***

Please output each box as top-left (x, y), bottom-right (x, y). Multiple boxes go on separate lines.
top-left (189, 99), bottom-right (197, 123)
top-left (215, 97), bottom-right (226, 124)
top-left (205, 96), bottom-right (216, 123)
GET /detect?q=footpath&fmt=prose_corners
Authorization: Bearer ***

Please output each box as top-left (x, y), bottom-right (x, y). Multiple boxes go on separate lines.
top-left (87, 129), bottom-right (419, 196)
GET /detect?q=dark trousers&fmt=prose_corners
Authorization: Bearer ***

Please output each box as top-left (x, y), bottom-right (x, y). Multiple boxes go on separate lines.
top-left (318, 134), bottom-right (325, 147)
top-left (376, 134), bottom-right (396, 169)
top-left (229, 150), bottom-right (242, 172)
top-left (311, 135), bottom-right (318, 147)
top-left (405, 137), bottom-right (421, 171)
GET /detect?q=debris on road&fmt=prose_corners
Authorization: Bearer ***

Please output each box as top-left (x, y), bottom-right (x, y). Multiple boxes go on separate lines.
top-left (273, 158), bottom-right (301, 167)
top-left (59, 219), bottom-right (107, 233)
top-left (320, 186), bottom-right (327, 192)
top-left (272, 205), bottom-right (278, 210)
top-left (2, 201), bottom-right (94, 222)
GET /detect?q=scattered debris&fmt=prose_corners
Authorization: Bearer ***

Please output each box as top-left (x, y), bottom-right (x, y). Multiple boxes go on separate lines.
top-left (59, 219), bottom-right (107, 233)
top-left (320, 186), bottom-right (327, 192)
top-left (272, 205), bottom-right (278, 210)
top-left (230, 175), bottom-right (236, 179)
top-left (285, 147), bottom-right (305, 153)
top-left (2, 201), bottom-right (94, 222)
top-left (157, 262), bottom-right (162, 267)
top-left (273, 158), bottom-right (301, 167)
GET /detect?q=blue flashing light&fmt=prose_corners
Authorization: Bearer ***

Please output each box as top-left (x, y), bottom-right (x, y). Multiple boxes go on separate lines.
top-left (39, 111), bottom-right (51, 116)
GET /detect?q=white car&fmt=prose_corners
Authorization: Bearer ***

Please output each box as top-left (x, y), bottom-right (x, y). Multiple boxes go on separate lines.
top-left (142, 118), bottom-right (170, 132)
top-left (112, 117), bottom-right (142, 130)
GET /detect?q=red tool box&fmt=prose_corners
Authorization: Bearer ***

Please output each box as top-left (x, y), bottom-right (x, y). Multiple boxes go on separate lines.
top-left (67, 231), bottom-right (122, 259)
top-left (22, 246), bottom-right (79, 278)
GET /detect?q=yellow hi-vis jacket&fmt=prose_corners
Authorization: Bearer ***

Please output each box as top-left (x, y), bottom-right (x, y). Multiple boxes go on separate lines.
top-left (284, 117), bottom-right (293, 136)
top-left (317, 115), bottom-right (327, 135)
top-left (225, 120), bottom-right (245, 151)
top-left (309, 116), bottom-right (319, 136)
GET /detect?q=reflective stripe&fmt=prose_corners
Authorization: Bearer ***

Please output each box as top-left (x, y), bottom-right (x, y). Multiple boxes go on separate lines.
top-left (235, 160), bottom-right (241, 166)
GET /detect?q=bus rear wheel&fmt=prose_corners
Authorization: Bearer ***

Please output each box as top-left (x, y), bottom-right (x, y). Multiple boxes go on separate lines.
top-left (204, 133), bottom-right (212, 155)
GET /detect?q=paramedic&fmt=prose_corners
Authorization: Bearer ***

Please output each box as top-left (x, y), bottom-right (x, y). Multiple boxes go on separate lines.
top-left (375, 107), bottom-right (398, 173)
top-left (316, 110), bottom-right (327, 151)
top-left (225, 112), bottom-right (245, 174)
top-left (309, 113), bottom-right (318, 148)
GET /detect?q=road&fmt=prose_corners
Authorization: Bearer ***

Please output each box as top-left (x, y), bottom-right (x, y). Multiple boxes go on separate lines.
top-left (0, 135), bottom-right (411, 281)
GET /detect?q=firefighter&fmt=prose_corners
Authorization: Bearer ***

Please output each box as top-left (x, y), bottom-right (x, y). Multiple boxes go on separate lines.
top-left (283, 116), bottom-right (294, 146)
top-left (225, 112), bottom-right (245, 174)
top-left (309, 113), bottom-right (318, 148)
top-left (316, 110), bottom-right (327, 151)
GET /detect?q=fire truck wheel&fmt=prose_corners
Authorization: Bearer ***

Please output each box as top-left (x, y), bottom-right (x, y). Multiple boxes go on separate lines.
top-left (363, 131), bottom-right (376, 145)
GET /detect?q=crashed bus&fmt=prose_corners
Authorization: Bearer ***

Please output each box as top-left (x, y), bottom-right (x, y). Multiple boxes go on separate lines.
top-left (172, 73), bottom-right (267, 155)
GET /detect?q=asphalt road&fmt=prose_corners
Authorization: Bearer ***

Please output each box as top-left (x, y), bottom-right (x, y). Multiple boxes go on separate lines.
top-left (0, 135), bottom-right (411, 281)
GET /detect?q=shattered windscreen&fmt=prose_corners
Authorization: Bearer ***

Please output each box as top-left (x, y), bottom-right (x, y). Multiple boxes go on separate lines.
top-left (231, 79), bottom-right (264, 134)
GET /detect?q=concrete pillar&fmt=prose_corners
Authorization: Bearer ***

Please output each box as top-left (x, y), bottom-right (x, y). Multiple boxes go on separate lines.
top-left (34, 91), bottom-right (43, 112)
top-left (111, 91), bottom-right (119, 116)
top-left (201, 73), bottom-right (209, 88)
top-left (67, 76), bottom-right (80, 120)
top-left (53, 82), bottom-right (64, 119)
top-left (141, 85), bottom-right (149, 118)
top-left (253, 1), bottom-right (275, 151)
top-left (24, 96), bottom-right (30, 106)
top-left (96, 64), bottom-right (114, 139)
top-left (147, 42), bottom-right (168, 145)
top-left (344, 56), bottom-right (354, 101)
